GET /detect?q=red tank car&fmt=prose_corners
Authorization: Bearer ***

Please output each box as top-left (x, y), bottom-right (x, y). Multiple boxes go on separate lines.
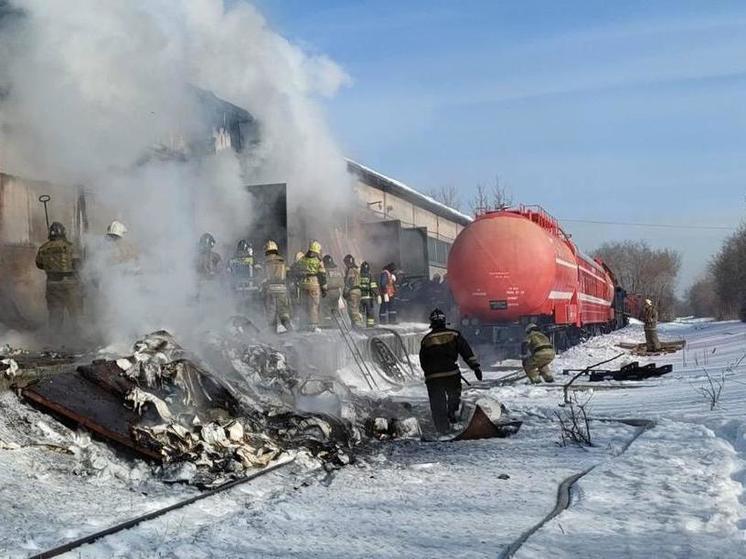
top-left (447, 206), bottom-right (620, 354)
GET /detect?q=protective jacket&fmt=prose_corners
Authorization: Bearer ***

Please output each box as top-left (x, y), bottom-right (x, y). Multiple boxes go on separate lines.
top-left (196, 250), bottom-right (221, 279)
top-left (344, 265), bottom-right (361, 292)
top-left (326, 267), bottom-right (344, 294)
top-left (229, 254), bottom-right (254, 276)
top-left (298, 254), bottom-right (327, 289)
top-left (263, 253), bottom-right (288, 292)
top-left (419, 327), bottom-right (480, 381)
top-left (359, 273), bottom-right (378, 300)
top-left (380, 269), bottom-right (396, 298)
top-left (526, 330), bottom-right (555, 359)
top-left (35, 239), bottom-right (79, 280)
top-left (642, 305), bottom-right (658, 330)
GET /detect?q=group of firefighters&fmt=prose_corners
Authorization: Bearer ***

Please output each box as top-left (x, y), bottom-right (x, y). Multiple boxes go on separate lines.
top-left (195, 233), bottom-right (401, 332)
top-left (34, 219), bottom-right (662, 435)
top-left (33, 219), bottom-right (402, 334)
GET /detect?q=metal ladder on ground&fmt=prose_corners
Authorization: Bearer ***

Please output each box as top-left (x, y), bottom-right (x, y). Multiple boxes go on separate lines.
top-left (331, 309), bottom-right (379, 390)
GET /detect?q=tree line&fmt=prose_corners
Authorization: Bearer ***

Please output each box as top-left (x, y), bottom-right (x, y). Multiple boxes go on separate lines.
top-left (683, 224), bottom-right (746, 319)
top-left (593, 241), bottom-right (681, 320)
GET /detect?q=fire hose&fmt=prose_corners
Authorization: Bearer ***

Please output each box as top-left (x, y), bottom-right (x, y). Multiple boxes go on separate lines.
top-left (498, 417), bottom-right (656, 559)
top-left (28, 457), bottom-right (295, 559)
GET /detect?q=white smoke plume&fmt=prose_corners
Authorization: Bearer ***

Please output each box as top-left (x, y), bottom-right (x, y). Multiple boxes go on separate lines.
top-left (0, 0), bottom-right (353, 348)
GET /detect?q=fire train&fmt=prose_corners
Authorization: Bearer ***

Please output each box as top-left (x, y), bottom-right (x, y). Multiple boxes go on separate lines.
top-left (447, 205), bottom-right (627, 356)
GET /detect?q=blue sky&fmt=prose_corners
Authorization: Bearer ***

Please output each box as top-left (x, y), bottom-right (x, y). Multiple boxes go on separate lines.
top-left (253, 0), bottom-right (745, 289)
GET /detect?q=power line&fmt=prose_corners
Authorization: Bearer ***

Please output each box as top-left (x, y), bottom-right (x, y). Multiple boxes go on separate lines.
top-left (559, 218), bottom-right (736, 231)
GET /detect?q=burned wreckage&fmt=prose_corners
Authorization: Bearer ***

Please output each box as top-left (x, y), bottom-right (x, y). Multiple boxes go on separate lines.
top-left (17, 330), bottom-right (396, 486)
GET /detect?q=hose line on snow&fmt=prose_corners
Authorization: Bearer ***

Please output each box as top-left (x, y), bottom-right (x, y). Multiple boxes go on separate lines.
top-left (28, 457), bottom-right (295, 559)
top-left (498, 418), bottom-right (656, 559)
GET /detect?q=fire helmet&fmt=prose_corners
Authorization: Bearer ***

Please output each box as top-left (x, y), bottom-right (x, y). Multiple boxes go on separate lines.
top-left (429, 308), bottom-right (446, 328)
top-left (237, 239), bottom-right (252, 253)
top-left (343, 254), bottom-right (355, 268)
top-left (264, 240), bottom-right (279, 254)
top-left (360, 261), bottom-right (370, 274)
top-left (323, 254), bottom-right (336, 268)
top-left (48, 221), bottom-right (66, 240)
top-left (308, 240), bottom-right (322, 255)
top-left (106, 220), bottom-right (127, 238)
top-left (525, 323), bottom-right (539, 334)
top-left (199, 233), bottom-right (215, 250)
top-left (644, 298), bottom-right (652, 306)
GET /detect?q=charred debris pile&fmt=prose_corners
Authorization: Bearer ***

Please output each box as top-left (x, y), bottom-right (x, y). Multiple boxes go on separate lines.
top-left (14, 330), bottom-right (419, 487)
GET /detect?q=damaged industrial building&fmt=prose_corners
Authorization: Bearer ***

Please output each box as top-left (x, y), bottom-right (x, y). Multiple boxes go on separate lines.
top-left (0, 83), bottom-right (512, 501)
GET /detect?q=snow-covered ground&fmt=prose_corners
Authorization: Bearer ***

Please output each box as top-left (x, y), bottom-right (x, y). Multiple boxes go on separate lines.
top-left (1, 320), bottom-right (745, 558)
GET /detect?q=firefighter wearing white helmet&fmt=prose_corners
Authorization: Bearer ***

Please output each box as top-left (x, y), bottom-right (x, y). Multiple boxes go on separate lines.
top-left (522, 323), bottom-right (555, 384)
top-left (261, 239), bottom-right (292, 332)
top-left (642, 298), bottom-right (660, 352)
top-left (104, 220), bottom-right (137, 265)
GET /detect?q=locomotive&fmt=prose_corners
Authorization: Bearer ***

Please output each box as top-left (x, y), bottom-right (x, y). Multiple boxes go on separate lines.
top-left (447, 205), bottom-right (627, 357)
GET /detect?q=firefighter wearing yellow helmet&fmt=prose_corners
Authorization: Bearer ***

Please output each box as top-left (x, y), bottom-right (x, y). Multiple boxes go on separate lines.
top-left (261, 240), bottom-right (292, 332)
top-left (297, 240), bottom-right (327, 330)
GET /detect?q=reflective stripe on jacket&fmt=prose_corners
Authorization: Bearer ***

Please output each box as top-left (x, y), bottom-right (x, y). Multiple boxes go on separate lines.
top-left (419, 327), bottom-right (480, 380)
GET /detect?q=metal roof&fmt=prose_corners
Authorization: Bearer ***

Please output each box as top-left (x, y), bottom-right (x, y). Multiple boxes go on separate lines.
top-left (346, 159), bottom-right (473, 227)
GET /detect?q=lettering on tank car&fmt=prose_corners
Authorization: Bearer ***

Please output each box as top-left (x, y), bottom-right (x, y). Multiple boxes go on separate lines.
top-left (488, 271), bottom-right (509, 279)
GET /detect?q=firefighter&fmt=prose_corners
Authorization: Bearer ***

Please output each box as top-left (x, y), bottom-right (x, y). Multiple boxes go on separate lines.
top-left (261, 240), bottom-right (292, 332)
top-left (297, 240), bottom-right (327, 331)
top-left (343, 254), bottom-right (364, 327)
top-left (228, 240), bottom-right (257, 308)
top-left (35, 221), bottom-right (83, 330)
top-left (378, 262), bottom-right (398, 324)
top-left (289, 250), bottom-right (305, 307)
top-left (522, 323), bottom-right (555, 384)
top-left (321, 254), bottom-right (344, 327)
top-left (104, 220), bottom-right (138, 266)
top-left (419, 308), bottom-right (482, 434)
top-left (196, 233), bottom-right (221, 279)
top-left (359, 261), bottom-right (378, 328)
top-left (642, 298), bottom-right (661, 352)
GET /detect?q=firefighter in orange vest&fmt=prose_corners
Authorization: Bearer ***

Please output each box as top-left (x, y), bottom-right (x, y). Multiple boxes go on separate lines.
top-left (378, 262), bottom-right (398, 324)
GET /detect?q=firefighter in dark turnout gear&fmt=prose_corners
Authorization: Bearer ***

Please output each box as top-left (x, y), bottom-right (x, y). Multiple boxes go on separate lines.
top-left (359, 261), bottom-right (379, 328)
top-left (228, 240), bottom-right (258, 310)
top-left (35, 222), bottom-right (83, 330)
top-left (321, 254), bottom-right (344, 326)
top-left (419, 308), bottom-right (482, 434)
top-left (343, 254), bottom-right (363, 327)
top-left (196, 233), bottom-right (221, 279)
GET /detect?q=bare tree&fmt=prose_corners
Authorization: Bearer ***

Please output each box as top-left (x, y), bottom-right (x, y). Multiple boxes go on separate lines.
top-left (490, 175), bottom-right (513, 210)
top-left (470, 184), bottom-right (490, 216)
top-left (594, 241), bottom-right (681, 320)
top-left (427, 184), bottom-right (462, 212)
top-left (470, 175), bottom-right (514, 216)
